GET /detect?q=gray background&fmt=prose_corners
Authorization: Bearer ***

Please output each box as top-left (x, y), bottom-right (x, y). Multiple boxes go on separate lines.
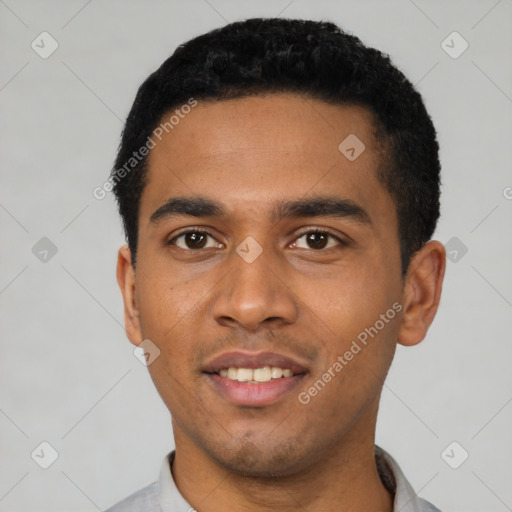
top-left (1, 0), bottom-right (511, 511)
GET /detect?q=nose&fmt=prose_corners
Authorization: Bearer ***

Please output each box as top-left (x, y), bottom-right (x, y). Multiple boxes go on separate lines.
top-left (211, 247), bottom-right (298, 331)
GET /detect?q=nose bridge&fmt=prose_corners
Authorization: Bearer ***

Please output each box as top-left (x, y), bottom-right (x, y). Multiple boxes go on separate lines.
top-left (212, 242), bottom-right (297, 329)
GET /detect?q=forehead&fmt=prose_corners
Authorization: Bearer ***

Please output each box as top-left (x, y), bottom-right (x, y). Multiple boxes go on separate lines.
top-left (141, 93), bottom-right (393, 225)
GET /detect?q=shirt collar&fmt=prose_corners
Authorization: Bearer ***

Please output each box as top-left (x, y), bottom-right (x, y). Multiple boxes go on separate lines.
top-left (374, 446), bottom-right (436, 511)
top-left (157, 452), bottom-right (191, 512)
top-left (157, 447), bottom-right (435, 512)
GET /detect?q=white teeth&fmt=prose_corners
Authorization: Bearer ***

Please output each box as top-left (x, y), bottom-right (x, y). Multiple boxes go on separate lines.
top-left (220, 366), bottom-right (295, 382)
top-left (253, 366), bottom-right (272, 382)
top-left (236, 368), bottom-right (253, 382)
top-left (271, 367), bottom-right (283, 378)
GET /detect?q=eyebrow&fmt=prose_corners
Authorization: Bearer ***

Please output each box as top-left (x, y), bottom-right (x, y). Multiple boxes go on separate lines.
top-left (150, 197), bottom-right (224, 224)
top-left (275, 197), bottom-right (371, 225)
top-left (149, 196), bottom-right (371, 226)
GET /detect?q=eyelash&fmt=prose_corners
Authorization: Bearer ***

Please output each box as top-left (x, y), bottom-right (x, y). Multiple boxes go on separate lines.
top-left (292, 228), bottom-right (348, 251)
top-left (168, 227), bottom-right (347, 250)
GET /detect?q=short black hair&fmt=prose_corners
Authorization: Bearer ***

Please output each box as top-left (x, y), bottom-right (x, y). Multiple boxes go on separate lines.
top-left (111, 17), bottom-right (440, 274)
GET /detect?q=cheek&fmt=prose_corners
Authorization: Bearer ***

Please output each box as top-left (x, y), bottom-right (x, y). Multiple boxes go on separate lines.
top-left (136, 268), bottom-right (204, 340)
top-left (302, 258), bottom-right (401, 390)
top-left (308, 263), bottom-right (397, 338)
top-left (135, 268), bottom-right (214, 379)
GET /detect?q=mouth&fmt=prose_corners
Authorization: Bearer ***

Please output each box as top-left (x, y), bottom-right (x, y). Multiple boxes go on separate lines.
top-left (214, 366), bottom-right (297, 382)
top-left (202, 351), bottom-right (308, 407)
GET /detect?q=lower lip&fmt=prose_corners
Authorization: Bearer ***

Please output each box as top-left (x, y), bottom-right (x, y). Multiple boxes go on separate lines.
top-left (205, 373), bottom-right (306, 407)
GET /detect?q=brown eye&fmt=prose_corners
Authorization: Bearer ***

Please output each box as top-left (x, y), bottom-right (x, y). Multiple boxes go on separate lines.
top-left (184, 232), bottom-right (207, 249)
top-left (306, 232), bottom-right (328, 249)
top-left (293, 230), bottom-right (342, 250)
top-left (171, 231), bottom-right (221, 250)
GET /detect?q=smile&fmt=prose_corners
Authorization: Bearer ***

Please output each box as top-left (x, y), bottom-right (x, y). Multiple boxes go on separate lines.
top-left (202, 350), bottom-right (309, 406)
top-left (217, 366), bottom-right (295, 383)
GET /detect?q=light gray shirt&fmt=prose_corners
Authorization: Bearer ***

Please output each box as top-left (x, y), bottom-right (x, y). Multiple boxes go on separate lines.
top-left (104, 446), bottom-right (440, 512)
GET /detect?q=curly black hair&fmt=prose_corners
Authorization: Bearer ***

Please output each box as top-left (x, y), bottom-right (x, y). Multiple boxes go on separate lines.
top-left (111, 18), bottom-right (440, 274)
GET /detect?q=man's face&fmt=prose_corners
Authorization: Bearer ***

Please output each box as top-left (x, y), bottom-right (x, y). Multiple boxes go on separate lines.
top-left (125, 93), bottom-right (405, 476)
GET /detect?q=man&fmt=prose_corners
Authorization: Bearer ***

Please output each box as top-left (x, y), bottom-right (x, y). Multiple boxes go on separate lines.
top-left (106, 17), bottom-right (445, 512)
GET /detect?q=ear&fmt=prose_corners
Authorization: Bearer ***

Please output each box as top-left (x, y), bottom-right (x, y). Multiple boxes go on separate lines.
top-left (398, 240), bottom-right (446, 347)
top-left (116, 245), bottom-right (143, 346)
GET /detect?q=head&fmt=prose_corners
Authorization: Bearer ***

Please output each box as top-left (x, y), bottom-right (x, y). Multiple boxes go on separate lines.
top-left (115, 18), bottom-right (445, 477)
top-left (113, 18), bottom-right (441, 275)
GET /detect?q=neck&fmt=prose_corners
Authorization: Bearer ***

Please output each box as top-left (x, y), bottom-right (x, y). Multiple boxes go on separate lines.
top-left (170, 406), bottom-right (393, 512)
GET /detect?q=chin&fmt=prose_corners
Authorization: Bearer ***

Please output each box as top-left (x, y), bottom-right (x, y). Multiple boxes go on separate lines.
top-left (205, 436), bottom-right (308, 478)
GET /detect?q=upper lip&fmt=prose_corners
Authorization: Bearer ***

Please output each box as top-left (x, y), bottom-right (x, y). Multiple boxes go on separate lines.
top-left (202, 350), bottom-right (309, 374)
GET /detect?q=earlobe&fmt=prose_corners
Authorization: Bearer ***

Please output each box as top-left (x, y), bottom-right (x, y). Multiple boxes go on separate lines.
top-left (397, 240), bottom-right (446, 347)
top-left (116, 245), bottom-right (143, 346)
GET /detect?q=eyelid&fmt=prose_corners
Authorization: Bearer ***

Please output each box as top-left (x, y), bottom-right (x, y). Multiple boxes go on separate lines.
top-left (291, 227), bottom-right (348, 247)
top-left (167, 227), bottom-right (222, 247)
top-left (167, 226), bottom-right (349, 250)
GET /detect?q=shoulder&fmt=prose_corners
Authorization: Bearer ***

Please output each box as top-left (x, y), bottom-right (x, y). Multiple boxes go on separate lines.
top-left (103, 482), bottom-right (160, 512)
top-left (375, 446), bottom-right (441, 512)
top-left (417, 497), bottom-right (442, 512)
